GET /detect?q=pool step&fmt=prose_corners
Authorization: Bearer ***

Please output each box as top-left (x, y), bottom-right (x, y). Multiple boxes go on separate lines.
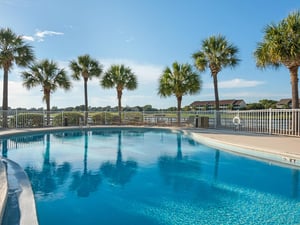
top-left (1, 159), bottom-right (39, 225)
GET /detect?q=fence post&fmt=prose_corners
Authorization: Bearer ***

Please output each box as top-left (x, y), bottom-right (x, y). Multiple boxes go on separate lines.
top-left (15, 109), bottom-right (18, 128)
top-left (214, 110), bottom-right (217, 129)
top-left (62, 111), bottom-right (64, 127)
top-left (268, 108), bottom-right (272, 135)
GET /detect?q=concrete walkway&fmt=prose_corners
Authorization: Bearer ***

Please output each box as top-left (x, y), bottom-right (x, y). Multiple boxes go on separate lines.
top-left (183, 128), bottom-right (300, 167)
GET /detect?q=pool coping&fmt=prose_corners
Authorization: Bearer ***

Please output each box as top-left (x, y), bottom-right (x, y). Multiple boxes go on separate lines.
top-left (0, 125), bottom-right (299, 225)
top-left (0, 158), bottom-right (8, 224)
top-left (1, 158), bottom-right (39, 225)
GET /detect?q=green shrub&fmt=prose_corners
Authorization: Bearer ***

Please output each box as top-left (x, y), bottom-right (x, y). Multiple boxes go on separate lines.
top-left (91, 112), bottom-right (116, 125)
top-left (10, 113), bottom-right (44, 128)
top-left (52, 112), bottom-right (84, 126)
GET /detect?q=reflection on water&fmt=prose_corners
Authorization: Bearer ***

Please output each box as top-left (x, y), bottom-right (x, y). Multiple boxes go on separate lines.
top-left (70, 132), bottom-right (101, 197)
top-left (1, 129), bottom-right (300, 225)
top-left (158, 133), bottom-right (201, 191)
top-left (100, 131), bottom-right (138, 187)
top-left (24, 134), bottom-right (71, 197)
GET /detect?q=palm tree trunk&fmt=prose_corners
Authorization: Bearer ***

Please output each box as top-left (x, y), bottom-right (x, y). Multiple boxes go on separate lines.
top-left (84, 79), bottom-right (88, 126)
top-left (213, 73), bottom-right (221, 127)
top-left (177, 96), bottom-right (182, 127)
top-left (45, 92), bottom-right (51, 126)
top-left (2, 69), bottom-right (9, 128)
top-left (117, 90), bottom-right (122, 124)
top-left (290, 66), bottom-right (299, 134)
top-left (290, 66), bottom-right (299, 109)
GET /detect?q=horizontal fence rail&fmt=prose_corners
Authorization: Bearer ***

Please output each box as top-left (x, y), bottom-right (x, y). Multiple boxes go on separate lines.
top-left (0, 109), bottom-right (299, 137)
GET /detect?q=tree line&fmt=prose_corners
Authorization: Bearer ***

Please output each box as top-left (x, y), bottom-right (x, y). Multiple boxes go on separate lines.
top-left (1, 10), bottom-right (299, 127)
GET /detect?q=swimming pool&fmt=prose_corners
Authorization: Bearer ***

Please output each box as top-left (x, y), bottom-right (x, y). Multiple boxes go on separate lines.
top-left (1, 128), bottom-right (300, 225)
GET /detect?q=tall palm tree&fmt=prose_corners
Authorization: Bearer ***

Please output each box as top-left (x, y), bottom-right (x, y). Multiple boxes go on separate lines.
top-left (70, 54), bottom-right (103, 125)
top-left (158, 62), bottom-right (201, 126)
top-left (193, 35), bottom-right (239, 126)
top-left (21, 59), bottom-right (71, 125)
top-left (0, 28), bottom-right (35, 127)
top-left (254, 10), bottom-right (300, 109)
top-left (101, 64), bottom-right (138, 124)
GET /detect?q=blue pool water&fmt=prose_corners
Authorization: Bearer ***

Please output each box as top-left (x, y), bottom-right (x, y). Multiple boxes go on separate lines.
top-left (1, 128), bottom-right (300, 225)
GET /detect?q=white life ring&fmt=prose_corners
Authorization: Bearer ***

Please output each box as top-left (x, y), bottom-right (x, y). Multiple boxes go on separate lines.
top-left (232, 116), bottom-right (241, 126)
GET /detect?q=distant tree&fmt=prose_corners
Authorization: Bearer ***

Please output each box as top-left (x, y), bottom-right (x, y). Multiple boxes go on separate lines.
top-left (259, 99), bottom-right (277, 109)
top-left (101, 64), bottom-right (138, 124)
top-left (51, 106), bottom-right (59, 111)
top-left (158, 62), bottom-right (202, 126)
top-left (143, 105), bottom-right (153, 111)
top-left (182, 105), bottom-right (191, 111)
top-left (0, 28), bottom-right (35, 127)
top-left (22, 59), bottom-right (71, 125)
top-left (75, 105), bottom-right (85, 111)
top-left (246, 103), bottom-right (264, 110)
top-left (166, 107), bottom-right (177, 111)
top-left (227, 104), bottom-right (234, 110)
top-left (65, 107), bottom-right (74, 111)
top-left (254, 11), bottom-right (300, 109)
top-left (193, 35), bottom-right (239, 126)
top-left (70, 54), bottom-right (103, 125)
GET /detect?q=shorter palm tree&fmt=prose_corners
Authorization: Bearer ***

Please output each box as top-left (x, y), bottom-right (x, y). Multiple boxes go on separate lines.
top-left (101, 64), bottom-right (138, 124)
top-left (70, 54), bottom-right (103, 125)
top-left (158, 62), bottom-right (201, 126)
top-left (22, 59), bottom-right (71, 125)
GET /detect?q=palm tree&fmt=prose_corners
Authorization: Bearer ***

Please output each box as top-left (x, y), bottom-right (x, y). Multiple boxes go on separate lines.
top-left (0, 28), bottom-right (35, 127)
top-left (70, 54), bottom-right (103, 125)
top-left (101, 64), bottom-right (138, 124)
top-left (158, 62), bottom-right (201, 126)
top-left (193, 35), bottom-right (239, 126)
top-left (21, 59), bottom-right (71, 125)
top-left (254, 11), bottom-right (300, 109)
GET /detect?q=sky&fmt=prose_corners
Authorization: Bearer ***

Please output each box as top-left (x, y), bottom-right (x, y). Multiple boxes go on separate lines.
top-left (0, 0), bottom-right (299, 109)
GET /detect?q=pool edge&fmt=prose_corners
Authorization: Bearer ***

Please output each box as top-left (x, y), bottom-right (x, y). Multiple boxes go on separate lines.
top-left (0, 158), bottom-right (8, 225)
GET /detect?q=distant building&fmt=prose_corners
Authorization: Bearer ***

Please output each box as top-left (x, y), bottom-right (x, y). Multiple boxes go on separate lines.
top-left (276, 98), bottom-right (300, 109)
top-left (190, 99), bottom-right (246, 110)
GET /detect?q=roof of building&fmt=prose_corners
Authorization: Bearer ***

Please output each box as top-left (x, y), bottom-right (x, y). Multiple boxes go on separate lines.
top-left (190, 99), bottom-right (245, 107)
top-left (277, 99), bottom-right (292, 105)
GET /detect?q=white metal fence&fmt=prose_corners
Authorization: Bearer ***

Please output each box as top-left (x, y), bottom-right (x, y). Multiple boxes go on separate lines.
top-left (0, 109), bottom-right (299, 137)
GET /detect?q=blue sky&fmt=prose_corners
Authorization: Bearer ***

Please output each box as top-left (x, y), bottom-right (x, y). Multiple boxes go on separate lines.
top-left (0, 0), bottom-right (299, 109)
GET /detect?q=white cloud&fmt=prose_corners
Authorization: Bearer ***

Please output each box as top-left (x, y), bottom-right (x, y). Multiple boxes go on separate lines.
top-left (0, 80), bottom-right (43, 108)
top-left (35, 30), bottom-right (64, 38)
top-left (204, 78), bottom-right (265, 89)
top-left (22, 30), bottom-right (64, 42)
top-left (21, 35), bottom-right (35, 41)
top-left (100, 58), bottom-right (163, 84)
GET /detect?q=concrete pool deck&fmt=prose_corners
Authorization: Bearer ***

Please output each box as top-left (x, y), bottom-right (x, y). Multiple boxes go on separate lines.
top-left (183, 128), bottom-right (300, 167)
